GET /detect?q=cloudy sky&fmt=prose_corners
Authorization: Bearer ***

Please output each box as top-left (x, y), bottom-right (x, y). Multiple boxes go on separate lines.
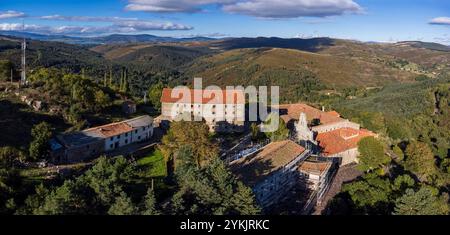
top-left (0, 0), bottom-right (449, 44)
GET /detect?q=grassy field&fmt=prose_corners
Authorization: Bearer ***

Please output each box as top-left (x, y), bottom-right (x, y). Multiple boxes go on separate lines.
top-left (137, 149), bottom-right (167, 178)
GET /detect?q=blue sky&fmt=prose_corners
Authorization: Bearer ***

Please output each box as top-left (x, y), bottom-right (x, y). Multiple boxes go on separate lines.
top-left (0, 0), bottom-right (449, 44)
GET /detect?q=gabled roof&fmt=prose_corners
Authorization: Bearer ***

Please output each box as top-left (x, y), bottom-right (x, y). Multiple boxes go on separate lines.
top-left (57, 115), bottom-right (153, 147)
top-left (272, 103), bottom-right (344, 125)
top-left (230, 140), bottom-right (306, 187)
top-left (316, 128), bottom-right (375, 156)
top-left (160, 88), bottom-right (245, 104)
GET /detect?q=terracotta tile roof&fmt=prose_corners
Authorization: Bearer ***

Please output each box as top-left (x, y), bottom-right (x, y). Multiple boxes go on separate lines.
top-left (316, 128), bottom-right (376, 156)
top-left (299, 161), bottom-right (332, 176)
top-left (87, 122), bottom-right (133, 138)
top-left (272, 103), bottom-right (344, 125)
top-left (160, 88), bottom-right (245, 104)
top-left (326, 111), bottom-right (341, 118)
top-left (230, 140), bottom-right (306, 187)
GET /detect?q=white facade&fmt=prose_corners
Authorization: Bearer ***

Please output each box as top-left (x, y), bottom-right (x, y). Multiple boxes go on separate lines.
top-left (103, 116), bottom-right (154, 152)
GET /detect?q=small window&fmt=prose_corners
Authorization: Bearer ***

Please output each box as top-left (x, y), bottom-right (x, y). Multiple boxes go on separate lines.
top-left (135, 130), bottom-right (138, 134)
top-left (125, 133), bottom-right (128, 137)
top-left (110, 144), bottom-right (113, 148)
top-left (110, 137), bottom-right (113, 141)
top-left (125, 140), bottom-right (128, 144)
top-left (138, 136), bottom-right (141, 140)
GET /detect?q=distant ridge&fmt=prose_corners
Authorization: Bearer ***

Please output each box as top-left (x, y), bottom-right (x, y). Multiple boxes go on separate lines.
top-left (395, 41), bottom-right (450, 52)
top-left (0, 31), bottom-right (219, 45)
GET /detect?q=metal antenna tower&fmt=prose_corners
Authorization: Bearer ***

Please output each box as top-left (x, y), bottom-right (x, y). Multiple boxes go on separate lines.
top-left (21, 20), bottom-right (27, 86)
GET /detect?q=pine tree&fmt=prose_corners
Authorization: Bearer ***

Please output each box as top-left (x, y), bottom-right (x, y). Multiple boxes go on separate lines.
top-left (394, 187), bottom-right (449, 215)
top-left (141, 188), bottom-right (159, 215)
top-left (108, 192), bottom-right (137, 215)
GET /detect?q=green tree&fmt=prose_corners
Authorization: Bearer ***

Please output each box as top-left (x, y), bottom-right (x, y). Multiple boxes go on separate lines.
top-left (357, 137), bottom-right (390, 172)
top-left (0, 147), bottom-right (24, 167)
top-left (250, 123), bottom-right (260, 141)
top-left (0, 60), bottom-right (13, 81)
top-left (148, 82), bottom-right (164, 110)
top-left (160, 121), bottom-right (218, 168)
top-left (34, 180), bottom-right (90, 215)
top-left (392, 145), bottom-right (404, 162)
top-left (108, 192), bottom-right (137, 215)
top-left (263, 114), bottom-right (289, 141)
top-left (394, 187), bottom-right (449, 215)
top-left (342, 173), bottom-right (393, 213)
top-left (172, 151), bottom-right (259, 215)
top-left (29, 122), bottom-right (53, 160)
top-left (94, 90), bottom-right (110, 111)
top-left (141, 188), bottom-right (159, 215)
top-left (404, 141), bottom-right (438, 183)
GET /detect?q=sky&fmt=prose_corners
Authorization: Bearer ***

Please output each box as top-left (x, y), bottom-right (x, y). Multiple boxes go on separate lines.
top-left (0, 0), bottom-right (449, 44)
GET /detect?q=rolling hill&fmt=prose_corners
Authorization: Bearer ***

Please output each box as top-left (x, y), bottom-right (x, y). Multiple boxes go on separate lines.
top-left (185, 47), bottom-right (419, 89)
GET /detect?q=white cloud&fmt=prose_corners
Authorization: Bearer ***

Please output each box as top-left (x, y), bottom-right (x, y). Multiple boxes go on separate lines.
top-left (223, 0), bottom-right (363, 18)
top-left (0, 10), bottom-right (26, 19)
top-left (429, 17), bottom-right (450, 25)
top-left (40, 15), bottom-right (138, 22)
top-left (125, 0), bottom-right (363, 18)
top-left (0, 21), bottom-right (193, 35)
top-left (125, 0), bottom-right (234, 13)
top-left (114, 20), bottom-right (193, 30)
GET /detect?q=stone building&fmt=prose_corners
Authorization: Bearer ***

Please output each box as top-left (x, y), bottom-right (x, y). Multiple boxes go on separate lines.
top-left (51, 115), bottom-right (153, 163)
top-left (230, 140), bottom-right (311, 208)
top-left (160, 88), bottom-right (245, 133)
top-left (272, 103), bottom-right (375, 166)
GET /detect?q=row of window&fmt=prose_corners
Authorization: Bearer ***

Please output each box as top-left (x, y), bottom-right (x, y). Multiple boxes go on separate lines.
top-left (176, 104), bottom-right (237, 108)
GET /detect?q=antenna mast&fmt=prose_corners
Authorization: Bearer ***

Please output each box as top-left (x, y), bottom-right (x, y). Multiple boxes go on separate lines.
top-left (21, 20), bottom-right (27, 86)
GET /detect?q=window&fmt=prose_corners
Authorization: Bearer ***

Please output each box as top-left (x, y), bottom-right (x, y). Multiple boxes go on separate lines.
top-left (125, 140), bottom-right (128, 144)
top-left (125, 133), bottom-right (128, 137)
top-left (110, 137), bottom-right (113, 141)
top-left (135, 130), bottom-right (138, 134)
top-left (110, 144), bottom-right (113, 148)
top-left (138, 136), bottom-right (141, 140)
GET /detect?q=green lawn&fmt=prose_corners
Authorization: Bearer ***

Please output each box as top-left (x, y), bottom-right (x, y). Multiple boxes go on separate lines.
top-left (137, 149), bottom-right (167, 177)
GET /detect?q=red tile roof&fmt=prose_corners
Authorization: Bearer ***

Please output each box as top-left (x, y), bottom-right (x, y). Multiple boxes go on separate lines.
top-left (161, 88), bottom-right (245, 104)
top-left (273, 103), bottom-right (344, 125)
top-left (316, 128), bottom-right (376, 156)
top-left (86, 122), bottom-right (133, 138)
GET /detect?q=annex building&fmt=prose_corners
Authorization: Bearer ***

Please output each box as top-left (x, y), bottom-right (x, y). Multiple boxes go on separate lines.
top-left (51, 115), bottom-right (153, 163)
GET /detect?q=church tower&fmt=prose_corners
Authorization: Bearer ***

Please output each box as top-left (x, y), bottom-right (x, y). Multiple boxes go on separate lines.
top-left (295, 112), bottom-right (314, 142)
